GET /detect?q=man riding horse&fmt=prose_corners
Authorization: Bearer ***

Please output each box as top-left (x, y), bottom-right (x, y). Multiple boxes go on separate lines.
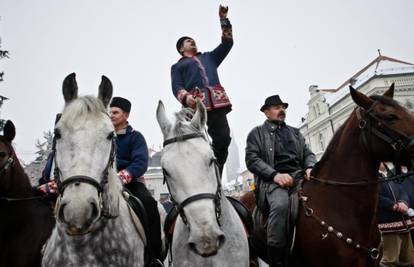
top-left (170, 5), bottom-right (233, 176)
top-left (245, 95), bottom-right (316, 267)
top-left (109, 97), bottom-right (163, 266)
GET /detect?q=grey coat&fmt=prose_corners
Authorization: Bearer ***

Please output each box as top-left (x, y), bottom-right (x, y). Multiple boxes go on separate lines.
top-left (245, 120), bottom-right (316, 209)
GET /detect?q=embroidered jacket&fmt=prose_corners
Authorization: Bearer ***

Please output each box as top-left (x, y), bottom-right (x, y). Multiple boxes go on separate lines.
top-left (171, 18), bottom-right (233, 111)
top-left (115, 124), bottom-right (148, 184)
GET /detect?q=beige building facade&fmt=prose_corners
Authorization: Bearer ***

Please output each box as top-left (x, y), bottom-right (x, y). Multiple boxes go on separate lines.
top-left (299, 54), bottom-right (414, 159)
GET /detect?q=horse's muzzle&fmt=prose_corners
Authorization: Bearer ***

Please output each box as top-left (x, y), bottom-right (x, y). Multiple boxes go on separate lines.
top-left (57, 195), bottom-right (100, 235)
top-left (188, 232), bottom-right (226, 257)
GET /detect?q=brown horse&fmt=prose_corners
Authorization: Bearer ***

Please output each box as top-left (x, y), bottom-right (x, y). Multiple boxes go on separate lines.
top-left (243, 84), bottom-right (414, 267)
top-left (0, 121), bottom-right (55, 267)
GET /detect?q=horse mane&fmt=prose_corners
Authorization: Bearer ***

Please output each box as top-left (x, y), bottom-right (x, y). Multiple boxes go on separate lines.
top-left (312, 122), bottom-right (347, 176)
top-left (60, 96), bottom-right (107, 129)
top-left (172, 107), bottom-right (201, 136)
top-left (370, 94), bottom-right (401, 108)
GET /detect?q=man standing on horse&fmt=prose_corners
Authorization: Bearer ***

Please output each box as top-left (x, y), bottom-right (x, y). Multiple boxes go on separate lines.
top-left (245, 95), bottom-right (316, 267)
top-left (110, 97), bottom-right (163, 266)
top-left (170, 5), bottom-right (233, 176)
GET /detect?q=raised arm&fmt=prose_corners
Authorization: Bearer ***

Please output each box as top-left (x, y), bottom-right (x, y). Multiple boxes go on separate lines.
top-left (210, 5), bottom-right (233, 66)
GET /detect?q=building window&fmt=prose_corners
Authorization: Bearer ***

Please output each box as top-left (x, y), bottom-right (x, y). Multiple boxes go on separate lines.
top-left (318, 132), bottom-right (325, 151)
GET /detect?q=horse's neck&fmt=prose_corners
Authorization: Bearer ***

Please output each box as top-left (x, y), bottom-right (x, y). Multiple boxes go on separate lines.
top-left (317, 119), bottom-right (379, 184)
top-left (7, 163), bottom-right (34, 198)
top-left (313, 118), bottom-right (380, 218)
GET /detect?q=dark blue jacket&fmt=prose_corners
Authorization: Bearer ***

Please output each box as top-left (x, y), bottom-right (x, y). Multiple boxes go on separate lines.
top-left (115, 125), bottom-right (148, 183)
top-left (377, 178), bottom-right (413, 232)
top-left (171, 37), bottom-right (233, 110)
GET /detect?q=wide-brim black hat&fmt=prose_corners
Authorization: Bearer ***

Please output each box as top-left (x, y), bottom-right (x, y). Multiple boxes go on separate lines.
top-left (110, 97), bottom-right (131, 113)
top-left (260, 95), bottom-right (288, 112)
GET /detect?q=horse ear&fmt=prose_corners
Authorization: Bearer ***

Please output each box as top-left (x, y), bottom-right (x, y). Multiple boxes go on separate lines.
top-left (156, 100), bottom-right (172, 138)
top-left (98, 75), bottom-right (113, 108)
top-left (62, 73), bottom-right (78, 104)
top-left (383, 83), bottom-right (395, 99)
top-left (191, 99), bottom-right (207, 130)
top-left (350, 86), bottom-right (374, 109)
top-left (3, 120), bottom-right (15, 142)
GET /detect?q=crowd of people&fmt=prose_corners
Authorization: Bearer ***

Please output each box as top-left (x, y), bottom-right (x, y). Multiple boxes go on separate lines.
top-left (29, 4), bottom-right (414, 267)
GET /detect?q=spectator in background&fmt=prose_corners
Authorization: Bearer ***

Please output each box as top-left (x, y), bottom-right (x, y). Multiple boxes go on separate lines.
top-left (377, 163), bottom-right (414, 267)
top-left (401, 165), bottom-right (414, 245)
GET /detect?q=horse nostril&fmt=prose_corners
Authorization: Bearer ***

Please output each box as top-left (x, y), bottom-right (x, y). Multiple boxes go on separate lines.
top-left (58, 203), bottom-right (67, 224)
top-left (218, 234), bottom-right (226, 248)
top-left (90, 201), bottom-right (99, 220)
top-left (188, 241), bottom-right (196, 253)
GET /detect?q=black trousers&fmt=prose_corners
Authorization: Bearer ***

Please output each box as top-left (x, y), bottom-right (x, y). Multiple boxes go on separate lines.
top-left (207, 108), bottom-right (231, 176)
top-left (125, 181), bottom-right (162, 260)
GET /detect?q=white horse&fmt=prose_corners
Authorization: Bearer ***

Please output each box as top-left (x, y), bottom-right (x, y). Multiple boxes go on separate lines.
top-left (42, 73), bottom-right (145, 267)
top-left (156, 100), bottom-right (249, 267)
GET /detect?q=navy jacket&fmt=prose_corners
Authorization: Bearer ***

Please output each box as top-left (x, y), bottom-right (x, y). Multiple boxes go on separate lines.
top-left (115, 125), bottom-right (148, 183)
top-left (377, 179), bottom-right (414, 233)
top-left (171, 19), bottom-right (233, 111)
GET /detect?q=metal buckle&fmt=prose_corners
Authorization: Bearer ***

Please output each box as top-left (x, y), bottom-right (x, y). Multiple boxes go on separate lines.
top-left (359, 120), bottom-right (367, 129)
top-left (305, 207), bottom-right (314, 216)
top-left (369, 248), bottom-right (380, 260)
top-left (391, 141), bottom-right (403, 151)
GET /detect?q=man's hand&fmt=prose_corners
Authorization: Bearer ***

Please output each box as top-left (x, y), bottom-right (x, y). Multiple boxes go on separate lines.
top-left (304, 168), bottom-right (312, 181)
top-left (219, 5), bottom-right (228, 19)
top-left (185, 94), bottom-right (196, 108)
top-left (273, 173), bottom-right (294, 187)
top-left (393, 202), bottom-right (409, 213)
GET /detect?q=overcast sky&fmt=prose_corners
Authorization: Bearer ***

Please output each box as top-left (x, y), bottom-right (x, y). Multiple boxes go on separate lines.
top-left (1, 0), bottom-right (413, 168)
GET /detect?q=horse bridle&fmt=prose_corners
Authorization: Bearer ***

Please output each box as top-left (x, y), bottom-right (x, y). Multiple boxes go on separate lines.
top-left (357, 101), bottom-right (414, 154)
top-left (162, 132), bottom-right (223, 228)
top-left (53, 128), bottom-right (116, 217)
top-left (310, 101), bottom-right (414, 187)
top-left (0, 156), bottom-right (13, 176)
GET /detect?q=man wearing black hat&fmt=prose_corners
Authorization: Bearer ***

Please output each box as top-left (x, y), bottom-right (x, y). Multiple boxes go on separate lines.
top-left (110, 97), bottom-right (163, 266)
top-left (170, 5), bottom-right (233, 175)
top-left (245, 95), bottom-right (316, 267)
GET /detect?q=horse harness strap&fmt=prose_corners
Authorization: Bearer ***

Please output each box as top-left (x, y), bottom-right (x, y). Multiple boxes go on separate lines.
top-left (309, 171), bottom-right (414, 187)
top-left (162, 132), bottom-right (223, 228)
top-left (0, 155), bottom-right (50, 202)
top-left (0, 157), bottom-right (13, 175)
top-left (299, 191), bottom-right (382, 260)
top-left (53, 132), bottom-right (116, 218)
top-left (356, 103), bottom-right (414, 153)
top-left (163, 133), bottom-right (205, 147)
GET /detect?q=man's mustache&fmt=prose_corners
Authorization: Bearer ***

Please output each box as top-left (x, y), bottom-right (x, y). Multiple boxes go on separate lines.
top-left (278, 111), bottom-right (286, 117)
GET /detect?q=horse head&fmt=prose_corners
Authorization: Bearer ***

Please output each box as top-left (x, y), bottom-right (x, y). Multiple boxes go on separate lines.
top-left (350, 83), bottom-right (414, 167)
top-left (54, 73), bottom-right (120, 235)
top-left (156, 99), bottom-right (225, 257)
top-left (0, 120), bottom-right (19, 192)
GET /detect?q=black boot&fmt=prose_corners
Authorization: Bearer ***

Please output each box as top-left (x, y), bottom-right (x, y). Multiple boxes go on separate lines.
top-left (267, 245), bottom-right (285, 267)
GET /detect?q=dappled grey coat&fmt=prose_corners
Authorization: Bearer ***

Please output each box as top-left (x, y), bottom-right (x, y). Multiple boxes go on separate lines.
top-left (245, 120), bottom-right (316, 210)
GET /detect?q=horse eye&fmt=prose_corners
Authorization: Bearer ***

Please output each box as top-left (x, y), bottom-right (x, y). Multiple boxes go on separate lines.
top-left (385, 114), bottom-right (398, 121)
top-left (54, 128), bottom-right (61, 139)
top-left (107, 132), bottom-right (115, 140)
top-left (0, 152), bottom-right (7, 158)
